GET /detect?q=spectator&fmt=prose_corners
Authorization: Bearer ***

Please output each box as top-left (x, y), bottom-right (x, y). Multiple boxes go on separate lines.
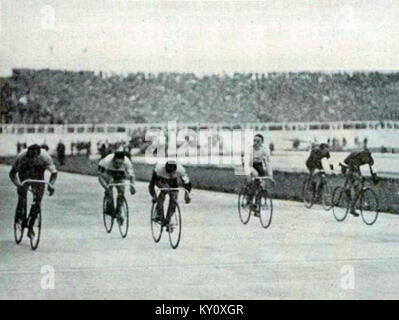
top-left (57, 140), bottom-right (66, 165)
top-left (41, 142), bottom-right (49, 151)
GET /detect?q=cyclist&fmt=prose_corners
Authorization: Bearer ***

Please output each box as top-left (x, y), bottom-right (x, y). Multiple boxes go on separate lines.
top-left (242, 134), bottom-right (273, 215)
top-left (342, 148), bottom-right (377, 217)
top-left (305, 143), bottom-right (334, 195)
top-left (148, 159), bottom-right (192, 230)
top-left (9, 144), bottom-right (57, 239)
top-left (98, 150), bottom-right (136, 225)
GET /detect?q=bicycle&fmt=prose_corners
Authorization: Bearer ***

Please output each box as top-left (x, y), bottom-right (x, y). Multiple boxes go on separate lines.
top-left (150, 187), bottom-right (189, 249)
top-left (238, 177), bottom-right (275, 229)
top-left (302, 170), bottom-right (333, 210)
top-left (332, 163), bottom-right (379, 225)
top-left (102, 182), bottom-right (133, 238)
top-left (14, 179), bottom-right (52, 250)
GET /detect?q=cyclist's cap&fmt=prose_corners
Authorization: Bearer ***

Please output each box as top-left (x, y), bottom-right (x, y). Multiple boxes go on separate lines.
top-left (254, 134), bottom-right (264, 142)
top-left (165, 159), bottom-right (177, 173)
top-left (114, 151), bottom-right (125, 160)
top-left (320, 143), bottom-right (329, 149)
top-left (27, 144), bottom-right (41, 158)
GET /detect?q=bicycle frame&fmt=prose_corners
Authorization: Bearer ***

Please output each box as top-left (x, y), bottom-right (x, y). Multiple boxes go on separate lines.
top-left (21, 179), bottom-right (52, 198)
top-left (251, 176), bottom-right (275, 193)
top-left (157, 187), bottom-right (190, 197)
top-left (105, 181), bottom-right (134, 212)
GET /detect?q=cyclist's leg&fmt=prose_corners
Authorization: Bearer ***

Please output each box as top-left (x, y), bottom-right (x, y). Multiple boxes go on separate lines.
top-left (28, 184), bottom-right (45, 230)
top-left (246, 168), bottom-right (259, 199)
top-left (155, 181), bottom-right (168, 222)
top-left (165, 179), bottom-right (179, 224)
top-left (346, 169), bottom-right (360, 215)
top-left (306, 163), bottom-right (317, 192)
top-left (102, 174), bottom-right (115, 215)
top-left (115, 183), bottom-right (125, 216)
top-left (350, 170), bottom-right (362, 213)
top-left (16, 183), bottom-right (28, 222)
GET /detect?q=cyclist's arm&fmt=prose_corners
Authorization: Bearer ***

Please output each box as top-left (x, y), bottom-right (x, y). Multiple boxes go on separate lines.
top-left (9, 165), bottom-right (21, 188)
top-left (49, 172), bottom-right (58, 186)
top-left (180, 174), bottom-right (192, 193)
top-left (124, 159), bottom-right (136, 186)
top-left (98, 165), bottom-right (109, 190)
top-left (148, 171), bottom-right (157, 198)
top-left (178, 166), bottom-right (192, 193)
top-left (44, 157), bottom-right (58, 186)
top-left (262, 148), bottom-right (273, 179)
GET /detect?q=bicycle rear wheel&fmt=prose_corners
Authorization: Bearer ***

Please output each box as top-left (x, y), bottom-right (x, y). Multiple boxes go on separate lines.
top-left (360, 188), bottom-right (379, 226)
top-left (332, 186), bottom-right (349, 222)
top-left (30, 206), bottom-right (41, 250)
top-left (258, 191), bottom-right (273, 229)
top-left (118, 197), bottom-right (129, 238)
top-left (168, 202), bottom-right (182, 249)
top-left (14, 207), bottom-right (26, 244)
top-left (302, 179), bottom-right (315, 208)
top-left (238, 187), bottom-right (251, 224)
top-left (321, 181), bottom-right (333, 211)
top-left (103, 196), bottom-right (114, 233)
top-left (151, 202), bottom-right (162, 243)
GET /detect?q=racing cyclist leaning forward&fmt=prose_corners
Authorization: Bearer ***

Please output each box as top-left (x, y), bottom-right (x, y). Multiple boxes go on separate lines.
top-left (9, 144), bottom-right (57, 239)
top-left (242, 134), bottom-right (273, 216)
top-left (148, 160), bottom-right (192, 231)
top-left (98, 150), bottom-right (136, 225)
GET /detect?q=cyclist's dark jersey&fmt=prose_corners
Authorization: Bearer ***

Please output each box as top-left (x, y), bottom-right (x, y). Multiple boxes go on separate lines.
top-left (148, 162), bottom-right (192, 198)
top-left (306, 147), bottom-right (330, 170)
top-left (344, 151), bottom-right (374, 170)
top-left (12, 149), bottom-right (57, 180)
top-left (253, 162), bottom-right (265, 176)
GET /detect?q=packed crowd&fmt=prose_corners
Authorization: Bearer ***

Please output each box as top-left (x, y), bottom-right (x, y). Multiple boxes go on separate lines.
top-left (1, 69), bottom-right (399, 124)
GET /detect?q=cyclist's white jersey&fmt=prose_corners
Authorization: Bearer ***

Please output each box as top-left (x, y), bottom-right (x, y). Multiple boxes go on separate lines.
top-left (243, 144), bottom-right (273, 176)
top-left (98, 154), bottom-right (135, 179)
top-left (154, 162), bottom-right (190, 184)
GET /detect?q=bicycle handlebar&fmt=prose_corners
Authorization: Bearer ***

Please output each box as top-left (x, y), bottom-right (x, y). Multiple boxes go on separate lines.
top-left (107, 182), bottom-right (134, 187)
top-left (157, 187), bottom-right (190, 196)
top-left (252, 176), bottom-right (276, 185)
top-left (21, 179), bottom-right (51, 186)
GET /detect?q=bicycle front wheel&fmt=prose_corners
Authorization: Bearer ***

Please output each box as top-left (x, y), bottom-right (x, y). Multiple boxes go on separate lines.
top-left (118, 197), bottom-right (129, 238)
top-left (103, 196), bottom-right (114, 233)
top-left (332, 187), bottom-right (349, 222)
top-left (238, 187), bottom-right (251, 224)
top-left (302, 179), bottom-right (315, 208)
top-left (360, 188), bottom-right (379, 226)
top-left (258, 191), bottom-right (273, 229)
top-left (168, 202), bottom-right (182, 249)
top-left (14, 207), bottom-right (26, 244)
top-left (151, 202), bottom-right (162, 243)
top-left (321, 181), bottom-right (333, 211)
top-left (30, 207), bottom-right (41, 250)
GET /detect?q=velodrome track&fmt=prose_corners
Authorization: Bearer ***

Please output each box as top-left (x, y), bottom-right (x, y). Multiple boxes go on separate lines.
top-left (1, 164), bottom-right (399, 300)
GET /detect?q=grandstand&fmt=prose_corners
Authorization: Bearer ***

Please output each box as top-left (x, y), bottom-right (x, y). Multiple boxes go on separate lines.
top-left (1, 69), bottom-right (398, 157)
top-left (1, 68), bottom-right (399, 125)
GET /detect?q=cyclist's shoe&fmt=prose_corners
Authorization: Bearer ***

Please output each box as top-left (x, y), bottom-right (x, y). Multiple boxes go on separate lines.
top-left (27, 228), bottom-right (35, 239)
top-left (350, 209), bottom-right (360, 217)
top-left (253, 211), bottom-right (260, 218)
top-left (116, 214), bottom-right (124, 226)
top-left (153, 215), bottom-right (162, 224)
top-left (16, 217), bottom-right (25, 226)
top-left (166, 224), bottom-right (174, 233)
top-left (242, 195), bottom-right (252, 208)
top-left (249, 203), bottom-right (258, 211)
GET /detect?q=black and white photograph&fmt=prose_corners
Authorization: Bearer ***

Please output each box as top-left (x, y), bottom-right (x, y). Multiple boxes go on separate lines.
top-left (1, 0), bottom-right (399, 303)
